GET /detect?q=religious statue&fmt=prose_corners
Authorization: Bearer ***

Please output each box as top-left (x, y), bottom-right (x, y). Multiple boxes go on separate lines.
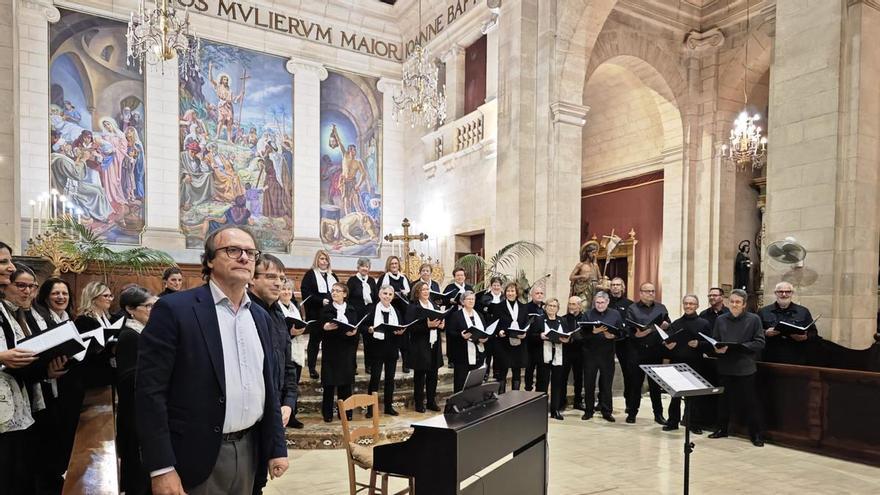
top-left (328, 124), bottom-right (371, 215)
top-left (570, 240), bottom-right (601, 306)
top-left (735, 239), bottom-right (753, 291)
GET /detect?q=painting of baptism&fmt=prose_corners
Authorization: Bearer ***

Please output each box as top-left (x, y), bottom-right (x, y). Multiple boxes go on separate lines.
top-left (178, 39), bottom-right (294, 251)
top-left (49, 9), bottom-right (147, 244)
top-left (319, 71), bottom-right (383, 256)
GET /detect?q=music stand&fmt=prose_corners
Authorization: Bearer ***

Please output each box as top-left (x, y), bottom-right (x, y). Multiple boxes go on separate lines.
top-left (443, 365), bottom-right (501, 414)
top-left (640, 363), bottom-right (724, 495)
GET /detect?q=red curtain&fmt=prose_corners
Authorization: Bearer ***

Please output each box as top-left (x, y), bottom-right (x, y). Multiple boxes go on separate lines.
top-left (464, 35), bottom-right (487, 115)
top-left (581, 171), bottom-right (664, 298)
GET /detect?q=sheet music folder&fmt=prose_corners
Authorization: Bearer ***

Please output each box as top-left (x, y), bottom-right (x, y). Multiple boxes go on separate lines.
top-left (639, 363), bottom-right (725, 398)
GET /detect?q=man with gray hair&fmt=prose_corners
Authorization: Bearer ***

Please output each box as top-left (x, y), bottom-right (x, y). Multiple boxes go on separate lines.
top-left (661, 294), bottom-right (711, 433)
top-left (757, 281), bottom-right (818, 365)
top-left (707, 288), bottom-right (766, 447)
top-left (582, 291), bottom-right (622, 422)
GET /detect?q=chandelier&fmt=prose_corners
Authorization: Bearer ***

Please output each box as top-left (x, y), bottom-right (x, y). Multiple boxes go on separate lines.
top-left (392, 0), bottom-right (447, 128)
top-left (721, 0), bottom-right (767, 170)
top-left (126, 0), bottom-right (199, 75)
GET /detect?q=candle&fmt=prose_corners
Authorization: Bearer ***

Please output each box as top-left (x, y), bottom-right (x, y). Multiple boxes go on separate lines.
top-left (37, 196), bottom-right (44, 234)
top-left (77, 209), bottom-right (82, 224)
top-left (50, 189), bottom-right (58, 219)
top-left (29, 200), bottom-right (35, 240)
top-left (59, 196), bottom-right (67, 218)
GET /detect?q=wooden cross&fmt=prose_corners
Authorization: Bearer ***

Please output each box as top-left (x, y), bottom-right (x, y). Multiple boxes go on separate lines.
top-left (384, 218), bottom-right (427, 276)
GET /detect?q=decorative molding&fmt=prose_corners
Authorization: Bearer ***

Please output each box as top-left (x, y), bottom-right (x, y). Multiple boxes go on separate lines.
top-left (760, 3), bottom-right (777, 35)
top-left (25, 0), bottom-right (60, 22)
top-left (550, 101), bottom-right (590, 127)
top-left (848, 0), bottom-right (880, 13)
top-left (684, 27), bottom-right (725, 51)
top-left (441, 45), bottom-right (465, 63)
top-left (582, 145), bottom-right (683, 187)
top-left (285, 58), bottom-right (328, 81)
top-left (481, 0), bottom-right (501, 34)
top-left (377, 77), bottom-right (402, 95)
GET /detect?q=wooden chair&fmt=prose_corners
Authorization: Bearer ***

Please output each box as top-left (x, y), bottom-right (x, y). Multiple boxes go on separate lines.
top-left (338, 393), bottom-right (414, 495)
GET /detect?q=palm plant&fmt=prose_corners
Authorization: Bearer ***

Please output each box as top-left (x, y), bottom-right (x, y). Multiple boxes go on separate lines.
top-left (456, 240), bottom-right (543, 294)
top-left (51, 216), bottom-right (176, 277)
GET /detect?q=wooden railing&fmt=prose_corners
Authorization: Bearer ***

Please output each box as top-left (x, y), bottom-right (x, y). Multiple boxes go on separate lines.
top-left (62, 387), bottom-right (118, 494)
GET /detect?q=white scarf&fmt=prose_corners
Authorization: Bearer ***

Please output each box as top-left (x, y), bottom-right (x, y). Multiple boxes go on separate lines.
top-left (125, 318), bottom-right (146, 334)
top-left (314, 269), bottom-right (337, 294)
top-left (490, 291), bottom-right (502, 304)
top-left (50, 310), bottom-right (69, 325)
top-left (29, 310), bottom-right (48, 331)
top-left (462, 308), bottom-right (484, 365)
top-left (382, 272), bottom-right (410, 295)
top-left (420, 300), bottom-right (438, 345)
top-left (506, 300), bottom-right (521, 347)
top-left (454, 282), bottom-right (466, 295)
top-left (542, 321), bottom-right (564, 366)
top-left (372, 303), bottom-right (398, 341)
top-left (358, 274), bottom-right (373, 305)
top-left (279, 303), bottom-right (307, 367)
top-left (333, 302), bottom-right (348, 324)
top-left (0, 302), bottom-right (45, 417)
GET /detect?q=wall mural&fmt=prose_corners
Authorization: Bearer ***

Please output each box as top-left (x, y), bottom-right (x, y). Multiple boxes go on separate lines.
top-left (319, 70), bottom-right (382, 256)
top-left (178, 39), bottom-right (294, 251)
top-left (49, 9), bottom-right (146, 244)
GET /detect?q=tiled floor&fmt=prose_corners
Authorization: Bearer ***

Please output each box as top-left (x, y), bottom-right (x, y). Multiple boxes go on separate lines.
top-left (266, 396), bottom-right (880, 494)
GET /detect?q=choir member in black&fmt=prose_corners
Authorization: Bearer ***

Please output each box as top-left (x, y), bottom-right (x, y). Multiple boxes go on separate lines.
top-left (348, 257), bottom-right (378, 374)
top-left (362, 285), bottom-right (404, 417)
top-left (405, 281), bottom-right (445, 412)
top-left (278, 277), bottom-right (305, 428)
top-left (116, 285), bottom-right (157, 495)
top-left (624, 282), bottom-right (670, 425)
top-left (708, 289), bottom-right (766, 447)
top-left (559, 295), bottom-right (585, 411)
top-left (248, 254), bottom-right (298, 437)
top-left (319, 283), bottom-right (360, 422)
top-left (381, 255), bottom-right (411, 372)
top-left (758, 281), bottom-right (818, 365)
top-left (493, 282), bottom-right (529, 392)
top-left (661, 294), bottom-right (711, 433)
top-left (608, 278), bottom-right (633, 404)
top-left (523, 285), bottom-right (546, 391)
top-left (582, 291), bottom-right (621, 422)
top-left (300, 249), bottom-right (338, 380)
top-left (445, 291), bottom-right (489, 391)
top-left (699, 286), bottom-right (730, 328)
top-left (158, 266), bottom-right (184, 297)
top-left (535, 298), bottom-right (570, 420)
top-left (477, 276), bottom-right (505, 375)
top-left (442, 267), bottom-right (473, 306)
top-left (31, 277), bottom-right (75, 493)
top-left (415, 263), bottom-right (440, 292)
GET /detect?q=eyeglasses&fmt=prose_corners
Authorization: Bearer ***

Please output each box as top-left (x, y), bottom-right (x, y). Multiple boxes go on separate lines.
top-left (13, 282), bottom-right (38, 291)
top-left (640, 289), bottom-right (655, 293)
top-left (255, 272), bottom-right (286, 281)
top-left (330, 288), bottom-right (345, 293)
top-left (708, 293), bottom-right (723, 297)
top-left (217, 246), bottom-right (261, 261)
top-left (775, 290), bottom-right (793, 295)
top-left (99, 293), bottom-right (114, 299)
top-left (139, 303), bottom-right (155, 310)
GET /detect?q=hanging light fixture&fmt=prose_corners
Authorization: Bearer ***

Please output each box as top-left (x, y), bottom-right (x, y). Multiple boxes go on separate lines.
top-left (126, 0), bottom-right (199, 75)
top-left (721, 0), bottom-right (767, 170)
top-left (392, 0), bottom-right (447, 128)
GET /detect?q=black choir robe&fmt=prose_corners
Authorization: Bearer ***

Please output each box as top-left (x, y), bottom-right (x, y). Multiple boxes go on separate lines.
top-left (443, 282), bottom-right (474, 307)
top-left (494, 299), bottom-right (530, 369)
top-left (318, 304), bottom-right (360, 386)
top-left (445, 309), bottom-right (486, 366)
top-left (404, 302), bottom-right (445, 371)
top-left (300, 269), bottom-right (338, 320)
top-left (360, 303), bottom-right (404, 362)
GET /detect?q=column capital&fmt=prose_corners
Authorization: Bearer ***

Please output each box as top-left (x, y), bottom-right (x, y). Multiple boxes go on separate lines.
top-left (377, 77), bottom-right (402, 95)
top-left (441, 45), bottom-right (466, 63)
top-left (285, 57), bottom-right (328, 81)
top-left (760, 4), bottom-right (777, 36)
top-left (684, 27), bottom-right (725, 52)
top-left (23, 0), bottom-right (60, 22)
top-left (550, 101), bottom-right (589, 127)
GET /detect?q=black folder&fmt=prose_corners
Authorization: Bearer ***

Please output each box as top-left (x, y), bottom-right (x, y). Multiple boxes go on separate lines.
top-left (429, 289), bottom-right (462, 307)
top-left (15, 321), bottom-right (86, 363)
top-left (285, 317), bottom-right (317, 333)
top-left (579, 320), bottom-right (622, 337)
top-left (545, 326), bottom-right (580, 344)
top-left (698, 332), bottom-right (747, 351)
top-left (776, 316), bottom-right (821, 336)
top-left (332, 314), bottom-right (371, 332)
top-left (467, 320), bottom-right (500, 342)
top-left (422, 306), bottom-right (455, 320)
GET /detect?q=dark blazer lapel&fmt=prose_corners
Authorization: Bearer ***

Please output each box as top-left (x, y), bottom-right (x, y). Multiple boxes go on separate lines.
top-left (193, 285), bottom-right (225, 394)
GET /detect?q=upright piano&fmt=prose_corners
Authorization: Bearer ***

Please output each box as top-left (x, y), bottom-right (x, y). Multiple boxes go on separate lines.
top-left (374, 390), bottom-right (548, 495)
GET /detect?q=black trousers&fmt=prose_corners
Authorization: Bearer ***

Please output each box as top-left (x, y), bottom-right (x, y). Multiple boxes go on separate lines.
top-left (543, 364), bottom-right (566, 413)
top-left (560, 351), bottom-right (584, 408)
top-left (524, 341), bottom-right (542, 390)
top-left (289, 363), bottom-right (302, 422)
top-left (452, 363), bottom-right (482, 392)
top-left (368, 357), bottom-right (398, 408)
top-left (624, 342), bottom-right (664, 416)
top-left (717, 373), bottom-right (763, 436)
top-left (307, 332), bottom-right (322, 372)
top-left (322, 384), bottom-right (353, 421)
top-left (413, 369), bottom-right (439, 407)
top-left (615, 339), bottom-right (631, 406)
top-left (584, 346), bottom-right (615, 415)
top-left (0, 429), bottom-right (34, 495)
top-left (494, 366), bottom-right (522, 393)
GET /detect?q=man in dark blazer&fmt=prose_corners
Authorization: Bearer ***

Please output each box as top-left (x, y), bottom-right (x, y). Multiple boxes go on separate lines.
top-left (136, 226), bottom-right (289, 494)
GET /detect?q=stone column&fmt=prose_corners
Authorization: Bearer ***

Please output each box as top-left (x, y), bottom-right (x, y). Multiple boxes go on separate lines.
top-left (141, 60), bottom-right (187, 252)
top-left (765, 0), bottom-right (880, 347)
top-left (377, 77), bottom-right (406, 259)
top-left (0, 0), bottom-right (18, 244)
top-left (441, 45), bottom-right (466, 121)
top-left (286, 58), bottom-right (327, 256)
top-left (483, 11), bottom-right (500, 102)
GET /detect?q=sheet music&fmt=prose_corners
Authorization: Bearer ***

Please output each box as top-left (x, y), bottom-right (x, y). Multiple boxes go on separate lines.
top-left (653, 366), bottom-right (702, 392)
top-left (655, 324), bottom-right (669, 341)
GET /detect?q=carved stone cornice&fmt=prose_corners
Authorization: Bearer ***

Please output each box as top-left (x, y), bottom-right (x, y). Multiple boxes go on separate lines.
top-left (441, 45), bottom-right (465, 63)
top-left (24, 0), bottom-right (60, 22)
top-left (684, 27), bottom-right (725, 52)
top-left (550, 101), bottom-right (590, 127)
top-left (377, 77), bottom-right (402, 95)
top-left (760, 3), bottom-right (777, 36)
top-left (285, 58), bottom-right (328, 81)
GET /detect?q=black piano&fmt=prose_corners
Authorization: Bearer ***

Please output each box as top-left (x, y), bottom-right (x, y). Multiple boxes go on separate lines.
top-left (374, 390), bottom-right (548, 495)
